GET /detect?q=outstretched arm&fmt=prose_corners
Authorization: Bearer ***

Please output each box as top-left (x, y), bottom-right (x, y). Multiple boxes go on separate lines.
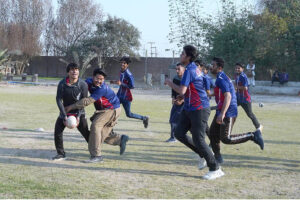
top-left (65, 97), bottom-right (96, 113)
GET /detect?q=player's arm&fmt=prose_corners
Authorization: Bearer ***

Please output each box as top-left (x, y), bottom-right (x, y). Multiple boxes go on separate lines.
top-left (174, 95), bottom-right (184, 105)
top-left (165, 81), bottom-right (187, 96)
top-left (65, 97), bottom-right (96, 113)
top-left (216, 92), bottom-right (231, 124)
top-left (56, 81), bottom-right (67, 120)
top-left (77, 81), bottom-right (89, 119)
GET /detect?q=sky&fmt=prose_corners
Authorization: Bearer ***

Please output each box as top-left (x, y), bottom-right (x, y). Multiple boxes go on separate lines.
top-left (53, 0), bottom-right (257, 57)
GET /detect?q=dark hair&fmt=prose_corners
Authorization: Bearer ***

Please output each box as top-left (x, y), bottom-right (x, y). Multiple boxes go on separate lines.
top-left (194, 59), bottom-right (204, 67)
top-left (212, 57), bottom-right (224, 68)
top-left (183, 45), bottom-right (198, 62)
top-left (235, 62), bottom-right (244, 68)
top-left (66, 63), bottom-right (79, 73)
top-left (93, 68), bottom-right (107, 77)
top-left (176, 62), bottom-right (183, 67)
top-left (120, 56), bottom-right (131, 64)
top-left (204, 65), bottom-right (210, 71)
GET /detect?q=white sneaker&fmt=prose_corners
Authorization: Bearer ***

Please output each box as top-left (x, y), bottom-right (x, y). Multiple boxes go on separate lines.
top-left (202, 168), bottom-right (225, 180)
top-left (198, 156), bottom-right (207, 170)
top-left (257, 125), bottom-right (263, 133)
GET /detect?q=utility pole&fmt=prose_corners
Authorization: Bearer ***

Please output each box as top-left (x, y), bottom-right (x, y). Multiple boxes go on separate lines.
top-left (148, 42), bottom-right (157, 57)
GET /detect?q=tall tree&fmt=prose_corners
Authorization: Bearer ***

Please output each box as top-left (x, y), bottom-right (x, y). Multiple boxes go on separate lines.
top-left (48, 0), bottom-right (103, 55)
top-left (0, 0), bottom-right (49, 74)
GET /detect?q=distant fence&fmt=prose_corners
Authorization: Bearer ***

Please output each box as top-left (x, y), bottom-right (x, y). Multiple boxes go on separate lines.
top-left (26, 56), bottom-right (176, 82)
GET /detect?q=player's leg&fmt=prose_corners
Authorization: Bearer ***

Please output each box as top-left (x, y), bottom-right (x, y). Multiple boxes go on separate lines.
top-left (220, 117), bottom-right (264, 149)
top-left (122, 99), bottom-right (149, 128)
top-left (53, 117), bottom-right (66, 160)
top-left (166, 105), bottom-right (177, 142)
top-left (86, 111), bottom-right (109, 163)
top-left (174, 111), bottom-right (204, 155)
top-left (241, 102), bottom-right (261, 129)
top-left (76, 115), bottom-right (90, 143)
top-left (103, 108), bottom-right (129, 155)
top-left (208, 114), bottom-right (221, 160)
top-left (189, 108), bottom-right (219, 171)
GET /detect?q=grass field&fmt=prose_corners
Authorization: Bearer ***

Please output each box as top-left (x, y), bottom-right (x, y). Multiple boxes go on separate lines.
top-left (0, 84), bottom-right (299, 198)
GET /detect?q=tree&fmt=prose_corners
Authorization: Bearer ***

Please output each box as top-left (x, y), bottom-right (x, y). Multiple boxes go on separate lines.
top-left (0, 0), bottom-right (49, 75)
top-left (64, 16), bottom-right (141, 75)
top-left (168, 0), bottom-right (205, 50)
top-left (48, 0), bottom-right (103, 56)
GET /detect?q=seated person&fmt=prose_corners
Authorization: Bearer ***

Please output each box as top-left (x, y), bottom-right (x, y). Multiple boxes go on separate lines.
top-left (279, 70), bottom-right (289, 85)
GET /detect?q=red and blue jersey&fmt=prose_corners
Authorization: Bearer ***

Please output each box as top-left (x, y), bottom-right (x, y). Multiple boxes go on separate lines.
top-left (86, 78), bottom-right (120, 110)
top-left (117, 68), bottom-right (134, 102)
top-left (181, 62), bottom-right (210, 111)
top-left (203, 74), bottom-right (215, 91)
top-left (235, 72), bottom-right (251, 104)
top-left (214, 71), bottom-right (237, 117)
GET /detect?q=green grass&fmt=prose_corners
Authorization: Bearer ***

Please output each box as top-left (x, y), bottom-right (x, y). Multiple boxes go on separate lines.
top-left (0, 85), bottom-right (299, 198)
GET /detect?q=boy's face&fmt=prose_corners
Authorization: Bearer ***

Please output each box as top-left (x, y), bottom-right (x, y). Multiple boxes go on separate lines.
top-left (121, 61), bottom-right (128, 71)
top-left (93, 74), bottom-right (105, 87)
top-left (176, 65), bottom-right (185, 77)
top-left (210, 61), bottom-right (218, 75)
top-left (68, 68), bottom-right (79, 79)
top-left (235, 65), bottom-right (243, 74)
top-left (180, 50), bottom-right (190, 65)
top-left (204, 68), bottom-right (208, 74)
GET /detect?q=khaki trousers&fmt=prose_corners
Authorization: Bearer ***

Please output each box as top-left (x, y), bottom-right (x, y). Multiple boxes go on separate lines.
top-left (88, 107), bottom-right (122, 157)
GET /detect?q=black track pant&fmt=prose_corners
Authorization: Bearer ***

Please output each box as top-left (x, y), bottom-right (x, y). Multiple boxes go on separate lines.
top-left (239, 102), bottom-right (260, 129)
top-left (209, 114), bottom-right (254, 156)
top-left (174, 108), bottom-right (219, 171)
top-left (54, 115), bottom-right (90, 156)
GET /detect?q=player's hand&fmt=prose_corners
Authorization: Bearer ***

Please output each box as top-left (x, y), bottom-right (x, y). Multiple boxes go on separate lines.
top-left (164, 78), bottom-right (172, 86)
top-left (117, 80), bottom-right (121, 85)
top-left (216, 113), bottom-right (225, 124)
top-left (76, 117), bottom-right (80, 127)
top-left (63, 116), bottom-right (68, 127)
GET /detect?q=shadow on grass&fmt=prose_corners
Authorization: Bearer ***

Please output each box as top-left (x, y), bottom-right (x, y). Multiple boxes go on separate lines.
top-left (0, 156), bottom-right (201, 179)
top-left (119, 119), bottom-right (169, 125)
top-left (264, 139), bottom-right (300, 145)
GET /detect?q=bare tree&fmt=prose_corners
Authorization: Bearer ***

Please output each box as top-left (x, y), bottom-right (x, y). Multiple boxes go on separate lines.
top-left (50, 0), bottom-right (103, 55)
top-left (0, 0), bottom-right (48, 75)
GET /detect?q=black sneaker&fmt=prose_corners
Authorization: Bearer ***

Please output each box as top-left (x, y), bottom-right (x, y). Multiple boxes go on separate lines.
top-left (52, 154), bottom-right (66, 161)
top-left (215, 153), bottom-right (224, 164)
top-left (253, 130), bottom-right (264, 150)
top-left (84, 156), bottom-right (104, 163)
top-left (120, 135), bottom-right (129, 155)
top-left (143, 116), bottom-right (149, 128)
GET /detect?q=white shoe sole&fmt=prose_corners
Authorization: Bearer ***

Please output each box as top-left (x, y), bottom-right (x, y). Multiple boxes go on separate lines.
top-left (202, 170), bottom-right (225, 180)
top-left (52, 157), bottom-right (66, 162)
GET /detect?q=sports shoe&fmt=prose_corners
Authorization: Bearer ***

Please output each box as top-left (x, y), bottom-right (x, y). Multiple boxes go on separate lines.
top-left (84, 156), bottom-right (104, 163)
top-left (202, 168), bottom-right (225, 180)
top-left (198, 156), bottom-right (207, 170)
top-left (165, 138), bottom-right (177, 143)
top-left (253, 129), bottom-right (264, 150)
top-left (52, 154), bottom-right (66, 161)
top-left (143, 116), bottom-right (149, 128)
top-left (214, 153), bottom-right (224, 164)
top-left (120, 135), bottom-right (129, 155)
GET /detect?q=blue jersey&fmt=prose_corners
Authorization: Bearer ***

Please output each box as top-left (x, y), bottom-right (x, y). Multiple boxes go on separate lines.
top-left (117, 68), bottom-right (134, 102)
top-left (181, 62), bottom-right (210, 111)
top-left (86, 78), bottom-right (120, 110)
top-left (214, 71), bottom-right (237, 117)
top-left (235, 72), bottom-right (251, 104)
top-left (204, 74), bottom-right (214, 91)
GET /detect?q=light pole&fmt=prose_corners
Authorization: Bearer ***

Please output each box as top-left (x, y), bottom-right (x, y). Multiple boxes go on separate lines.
top-left (165, 49), bottom-right (175, 64)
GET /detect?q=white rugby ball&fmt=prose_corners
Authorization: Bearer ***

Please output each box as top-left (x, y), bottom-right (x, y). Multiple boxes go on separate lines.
top-left (66, 116), bottom-right (77, 129)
